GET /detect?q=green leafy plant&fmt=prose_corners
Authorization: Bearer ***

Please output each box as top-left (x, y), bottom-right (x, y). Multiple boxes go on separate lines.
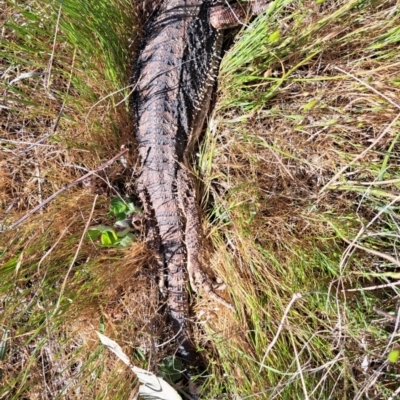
top-left (159, 357), bottom-right (184, 383)
top-left (388, 349), bottom-right (400, 363)
top-left (88, 197), bottom-right (140, 247)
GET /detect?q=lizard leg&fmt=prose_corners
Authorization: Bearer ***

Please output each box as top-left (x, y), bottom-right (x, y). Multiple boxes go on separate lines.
top-left (210, 0), bottom-right (271, 30)
top-left (177, 167), bottom-right (234, 311)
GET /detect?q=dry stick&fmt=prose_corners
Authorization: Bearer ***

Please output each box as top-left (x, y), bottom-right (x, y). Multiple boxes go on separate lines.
top-left (45, 3), bottom-right (62, 91)
top-left (330, 178), bottom-right (400, 186)
top-left (373, 307), bottom-right (398, 323)
top-left (344, 280), bottom-right (400, 293)
top-left (7, 148), bottom-right (128, 231)
top-left (259, 292), bottom-right (302, 372)
top-left (289, 329), bottom-right (310, 400)
top-left (341, 237), bottom-right (400, 268)
top-left (389, 385), bottom-right (400, 400)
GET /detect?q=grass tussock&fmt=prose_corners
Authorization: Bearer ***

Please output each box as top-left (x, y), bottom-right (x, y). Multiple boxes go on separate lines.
top-left (1, 0), bottom-right (400, 399)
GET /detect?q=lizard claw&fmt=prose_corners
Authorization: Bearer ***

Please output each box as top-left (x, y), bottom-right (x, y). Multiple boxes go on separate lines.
top-left (189, 267), bottom-right (234, 311)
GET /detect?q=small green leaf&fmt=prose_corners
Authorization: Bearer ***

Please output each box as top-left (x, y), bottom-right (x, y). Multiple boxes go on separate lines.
top-left (116, 228), bottom-right (131, 238)
top-left (100, 230), bottom-right (118, 246)
top-left (109, 197), bottom-right (128, 216)
top-left (159, 357), bottom-right (184, 383)
top-left (303, 99), bottom-right (318, 111)
top-left (87, 228), bottom-right (102, 240)
top-left (119, 233), bottom-right (135, 247)
top-left (268, 29), bottom-right (280, 43)
top-left (115, 219), bottom-right (131, 229)
top-left (99, 316), bottom-right (105, 334)
top-left (115, 212), bottom-right (127, 220)
top-left (89, 225), bottom-right (115, 233)
top-left (388, 349), bottom-right (400, 363)
top-left (126, 199), bottom-right (141, 216)
top-left (0, 330), bottom-right (9, 360)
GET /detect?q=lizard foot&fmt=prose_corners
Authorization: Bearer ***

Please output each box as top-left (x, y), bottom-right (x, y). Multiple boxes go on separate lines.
top-left (177, 168), bottom-right (234, 311)
top-left (192, 267), bottom-right (235, 311)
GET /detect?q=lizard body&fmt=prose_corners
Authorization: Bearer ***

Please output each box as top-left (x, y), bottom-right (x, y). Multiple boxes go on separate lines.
top-left (132, 0), bottom-right (268, 374)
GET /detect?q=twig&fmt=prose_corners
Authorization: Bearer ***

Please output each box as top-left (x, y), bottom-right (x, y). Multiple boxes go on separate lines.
top-left (259, 292), bottom-right (302, 372)
top-left (389, 385), bottom-right (400, 400)
top-left (45, 3), bottom-right (62, 91)
top-left (343, 280), bottom-right (400, 293)
top-left (6, 148), bottom-right (128, 231)
top-left (289, 329), bottom-right (309, 400)
top-left (341, 237), bottom-right (400, 268)
top-left (329, 178), bottom-right (400, 186)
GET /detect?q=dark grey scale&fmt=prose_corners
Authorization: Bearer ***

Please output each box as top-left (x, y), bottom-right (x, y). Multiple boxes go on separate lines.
top-left (157, 215), bottom-right (182, 224)
top-left (163, 239), bottom-right (185, 249)
top-left (155, 211), bottom-right (181, 218)
top-left (163, 251), bottom-right (185, 261)
top-left (145, 102), bottom-right (165, 112)
top-left (144, 173), bottom-right (176, 185)
top-left (145, 148), bottom-right (174, 158)
top-left (145, 178), bottom-right (174, 187)
top-left (138, 137), bottom-right (176, 146)
top-left (169, 292), bottom-right (186, 302)
top-left (169, 288), bottom-right (187, 297)
top-left (139, 113), bottom-right (164, 127)
top-left (160, 43), bottom-right (174, 53)
top-left (141, 126), bottom-right (173, 137)
top-left (163, 238), bottom-right (184, 249)
top-left (160, 229), bottom-right (182, 240)
top-left (147, 43), bottom-right (175, 58)
top-left (167, 274), bottom-right (187, 284)
top-left (144, 156), bottom-right (172, 166)
top-left (156, 215), bottom-right (180, 226)
top-left (146, 192), bottom-right (175, 201)
top-left (164, 256), bottom-right (186, 266)
top-left (144, 173), bottom-right (175, 184)
top-left (156, 211), bottom-right (180, 222)
top-left (146, 182), bottom-right (175, 193)
top-left (156, 220), bottom-right (180, 227)
top-left (167, 267), bottom-right (187, 277)
top-left (146, 191), bottom-right (175, 201)
top-left (149, 52), bottom-right (176, 65)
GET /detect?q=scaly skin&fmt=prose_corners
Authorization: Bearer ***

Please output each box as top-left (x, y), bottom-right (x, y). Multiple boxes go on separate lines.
top-left (132, 0), bottom-right (269, 374)
top-left (132, 0), bottom-right (223, 369)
